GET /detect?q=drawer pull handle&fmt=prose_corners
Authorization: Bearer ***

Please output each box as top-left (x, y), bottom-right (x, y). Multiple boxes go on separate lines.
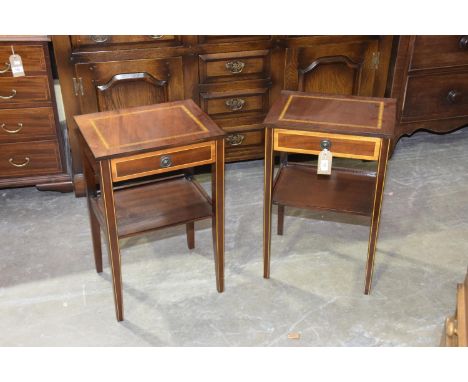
top-left (225, 60), bottom-right (245, 74)
top-left (91, 35), bottom-right (109, 43)
top-left (9, 157), bottom-right (30, 168)
top-left (150, 35), bottom-right (164, 39)
top-left (0, 89), bottom-right (16, 100)
top-left (1, 122), bottom-right (23, 134)
top-left (320, 139), bottom-right (332, 150)
top-left (459, 36), bottom-right (468, 49)
top-left (445, 317), bottom-right (458, 338)
top-left (225, 97), bottom-right (245, 111)
top-left (447, 90), bottom-right (462, 104)
top-left (160, 155), bottom-right (172, 168)
top-left (0, 62), bottom-right (11, 74)
top-left (226, 133), bottom-right (245, 146)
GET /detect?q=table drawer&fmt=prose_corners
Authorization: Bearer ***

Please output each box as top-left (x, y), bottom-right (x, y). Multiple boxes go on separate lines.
top-left (0, 107), bottom-right (56, 142)
top-left (0, 45), bottom-right (47, 76)
top-left (71, 35), bottom-right (178, 49)
top-left (411, 36), bottom-right (468, 70)
top-left (274, 129), bottom-right (381, 160)
top-left (0, 140), bottom-right (62, 178)
top-left (111, 141), bottom-right (216, 182)
top-left (402, 71), bottom-right (468, 120)
top-left (0, 76), bottom-right (50, 105)
top-left (199, 50), bottom-right (270, 83)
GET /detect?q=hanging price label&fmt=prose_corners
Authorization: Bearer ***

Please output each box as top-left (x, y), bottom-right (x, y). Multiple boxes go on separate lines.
top-left (9, 46), bottom-right (25, 77)
top-left (317, 149), bottom-right (333, 175)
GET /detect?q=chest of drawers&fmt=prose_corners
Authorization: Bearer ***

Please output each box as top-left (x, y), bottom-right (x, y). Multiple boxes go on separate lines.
top-left (390, 36), bottom-right (468, 152)
top-left (0, 36), bottom-right (70, 191)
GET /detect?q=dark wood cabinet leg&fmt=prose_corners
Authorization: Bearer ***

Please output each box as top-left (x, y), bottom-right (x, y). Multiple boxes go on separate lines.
top-left (277, 204), bottom-right (285, 235)
top-left (364, 139), bottom-right (390, 295)
top-left (186, 222), bottom-right (195, 250)
top-left (100, 160), bottom-right (124, 321)
top-left (263, 127), bottom-right (274, 278)
top-left (212, 139), bottom-right (225, 292)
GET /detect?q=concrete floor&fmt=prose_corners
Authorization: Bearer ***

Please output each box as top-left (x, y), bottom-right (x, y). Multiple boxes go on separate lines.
top-left (1, 128), bottom-right (468, 346)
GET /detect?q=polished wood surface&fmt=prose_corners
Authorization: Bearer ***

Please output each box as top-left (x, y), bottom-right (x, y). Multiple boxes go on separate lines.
top-left (272, 164), bottom-right (375, 216)
top-left (75, 99), bottom-right (225, 160)
top-left (0, 39), bottom-right (70, 190)
top-left (263, 91), bottom-right (395, 294)
top-left (265, 90), bottom-right (396, 138)
top-left (390, 36), bottom-right (468, 151)
top-left (52, 35), bottom-right (394, 194)
top-left (76, 100), bottom-right (225, 321)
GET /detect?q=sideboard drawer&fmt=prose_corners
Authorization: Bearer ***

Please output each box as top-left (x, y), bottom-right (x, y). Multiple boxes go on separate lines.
top-left (0, 140), bottom-right (61, 178)
top-left (0, 76), bottom-right (50, 105)
top-left (111, 141), bottom-right (216, 182)
top-left (402, 71), bottom-right (468, 121)
top-left (200, 88), bottom-right (269, 117)
top-left (274, 129), bottom-right (381, 160)
top-left (225, 130), bottom-right (264, 148)
top-left (411, 36), bottom-right (468, 70)
top-left (199, 50), bottom-right (271, 83)
top-left (71, 35), bottom-right (178, 49)
top-left (0, 107), bottom-right (56, 142)
top-left (0, 45), bottom-right (47, 76)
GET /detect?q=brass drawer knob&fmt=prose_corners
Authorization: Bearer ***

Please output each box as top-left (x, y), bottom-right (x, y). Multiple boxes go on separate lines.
top-left (445, 316), bottom-right (458, 337)
top-left (0, 62), bottom-right (11, 74)
top-left (226, 133), bottom-right (245, 146)
top-left (0, 89), bottom-right (17, 100)
top-left (447, 90), bottom-right (462, 104)
top-left (459, 36), bottom-right (468, 49)
top-left (320, 139), bottom-right (332, 150)
top-left (225, 98), bottom-right (245, 111)
top-left (9, 156), bottom-right (30, 168)
top-left (1, 122), bottom-right (23, 134)
top-left (160, 155), bottom-right (172, 168)
top-left (91, 35), bottom-right (109, 43)
top-left (225, 60), bottom-right (245, 74)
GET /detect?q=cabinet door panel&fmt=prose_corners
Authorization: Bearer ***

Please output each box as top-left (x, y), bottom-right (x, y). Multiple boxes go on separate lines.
top-left (75, 57), bottom-right (184, 114)
top-left (285, 39), bottom-right (379, 96)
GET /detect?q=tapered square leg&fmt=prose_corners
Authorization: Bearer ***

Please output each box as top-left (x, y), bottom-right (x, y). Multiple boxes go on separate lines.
top-left (99, 160), bottom-right (124, 321)
top-left (212, 139), bottom-right (225, 292)
top-left (186, 222), bottom-right (195, 250)
top-left (263, 127), bottom-right (274, 278)
top-left (364, 139), bottom-right (390, 294)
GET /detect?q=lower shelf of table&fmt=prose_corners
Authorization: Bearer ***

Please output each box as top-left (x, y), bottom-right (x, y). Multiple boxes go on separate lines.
top-left (272, 163), bottom-right (377, 216)
top-left (90, 176), bottom-right (212, 238)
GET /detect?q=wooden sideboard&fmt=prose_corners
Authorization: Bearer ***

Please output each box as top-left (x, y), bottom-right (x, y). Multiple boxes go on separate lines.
top-left (0, 36), bottom-right (70, 191)
top-left (389, 36), bottom-right (468, 152)
top-left (52, 35), bottom-right (394, 195)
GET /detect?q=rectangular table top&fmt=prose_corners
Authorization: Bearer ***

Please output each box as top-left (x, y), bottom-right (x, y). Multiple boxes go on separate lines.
top-left (75, 99), bottom-right (225, 160)
top-left (264, 91), bottom-right (396, 138)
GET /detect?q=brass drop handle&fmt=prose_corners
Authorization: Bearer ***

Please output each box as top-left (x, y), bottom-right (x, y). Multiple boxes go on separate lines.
top-left (447, 90), bottom-right (462, 104)
top-left (226, 133), bottom-right (245, 146)
top-left (160, 155), bottom-right (172, 168)
top-left (1, 122), bottom-right (23, 134)
top-left (0, 89), bottom-right (17, 100)
top-left (445, 317), bottom-right (458, 337)
top-left (9, 156), bottom-right (30, 167)
top-left (0, 62), bottom-right (11, 74)
top-left (459, 36), bottom-right (468, 49)
top-left (150, 35), bottom-right (164, 39)
top-left (225, 60), bottom-right (245, 74)
top-left (91, 35), bottom-right (109, 43)
top-left (225, 98), bottom-right (245, 111)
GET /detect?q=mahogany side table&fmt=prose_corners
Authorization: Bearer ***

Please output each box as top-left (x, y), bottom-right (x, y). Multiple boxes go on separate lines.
top-left (263, 91), bottom-right (396, 294)
top-left (75, 100), bottom-right (226, 321)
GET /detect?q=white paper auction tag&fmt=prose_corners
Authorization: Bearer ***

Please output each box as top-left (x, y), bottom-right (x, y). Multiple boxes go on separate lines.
top-left (317, 149), bottom-right (333, 175)
top-left (9, 46), bottom-right (25, 77)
